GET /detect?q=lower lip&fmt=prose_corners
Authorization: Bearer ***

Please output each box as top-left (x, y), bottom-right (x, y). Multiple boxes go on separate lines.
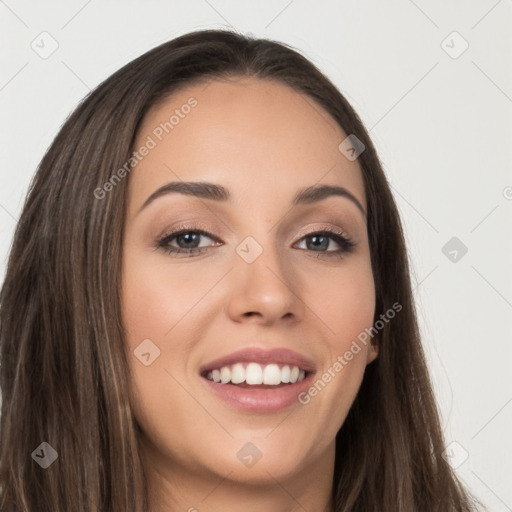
top-left (200, 374), bottom-right (315, 413)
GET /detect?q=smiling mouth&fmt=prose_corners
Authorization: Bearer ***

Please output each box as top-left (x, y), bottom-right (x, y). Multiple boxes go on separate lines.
top-left (201, 362), bottom-right (309, 387)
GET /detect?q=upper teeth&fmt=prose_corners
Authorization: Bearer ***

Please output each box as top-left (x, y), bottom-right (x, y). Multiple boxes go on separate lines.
top-left (206, 363), bottom-right (306, 385)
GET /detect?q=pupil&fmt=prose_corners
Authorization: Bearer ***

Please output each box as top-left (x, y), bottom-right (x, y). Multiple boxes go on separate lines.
top-left (177, 232), bottom-right (200, 248)
top-left (308, 235), bottom-right (328, 251)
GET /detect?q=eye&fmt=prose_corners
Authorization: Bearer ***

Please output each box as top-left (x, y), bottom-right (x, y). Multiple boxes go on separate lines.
top-left (156, 227), bottom-right (220, 257)
top-left (294, 229), bottom-right (356, 257)
top-left (155, 226), bottom-right (356, 258)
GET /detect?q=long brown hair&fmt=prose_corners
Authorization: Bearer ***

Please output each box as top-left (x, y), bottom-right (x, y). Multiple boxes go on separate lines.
top-left (0, 29), bottom-right (481, 511)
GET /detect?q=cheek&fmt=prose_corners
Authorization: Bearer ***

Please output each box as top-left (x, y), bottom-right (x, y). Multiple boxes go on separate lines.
top-left (300, 258), bottom-right (375, 430)
top-left (121, 255), bottom-right (214, 346)
top-left (310, 258), bottom-right (376, 350)
top-left (121, 258), bottom-right (208, 463)
top-left (121, 253), bottom-right (218, 418)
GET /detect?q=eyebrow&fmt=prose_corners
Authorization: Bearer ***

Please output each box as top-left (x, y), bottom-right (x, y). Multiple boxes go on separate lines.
top-left (138, 181), bottom-right (366, 217)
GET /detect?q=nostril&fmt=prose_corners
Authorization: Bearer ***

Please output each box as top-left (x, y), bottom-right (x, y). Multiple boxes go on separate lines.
top-left (244, 312), bottom-right (259, 317)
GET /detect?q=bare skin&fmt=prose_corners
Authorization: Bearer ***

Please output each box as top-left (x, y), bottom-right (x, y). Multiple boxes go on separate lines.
top-left (121, 77), bottom-right (378, 512)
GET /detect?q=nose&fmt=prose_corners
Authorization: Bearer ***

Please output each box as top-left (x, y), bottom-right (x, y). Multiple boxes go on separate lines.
top-left (225, 239), bottom-right (305, 326)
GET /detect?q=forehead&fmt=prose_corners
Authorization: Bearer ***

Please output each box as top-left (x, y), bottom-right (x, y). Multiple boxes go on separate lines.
top-left (128, 77), bottom-right (366, 214)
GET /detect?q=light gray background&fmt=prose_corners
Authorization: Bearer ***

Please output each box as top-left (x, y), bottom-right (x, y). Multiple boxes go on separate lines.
top-left (1, 1), bottom-right (511, 509)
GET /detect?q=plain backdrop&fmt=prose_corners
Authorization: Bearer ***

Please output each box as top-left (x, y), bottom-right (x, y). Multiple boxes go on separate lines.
top-left (1, 1), bottom-right (511, 509)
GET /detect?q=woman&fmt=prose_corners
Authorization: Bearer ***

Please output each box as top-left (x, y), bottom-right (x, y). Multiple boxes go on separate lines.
top-left (0, 29), bottom-right (481, 511)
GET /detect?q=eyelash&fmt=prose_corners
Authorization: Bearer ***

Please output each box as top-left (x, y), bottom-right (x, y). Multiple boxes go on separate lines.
top-left (155, 224), bottom-right (356, 259)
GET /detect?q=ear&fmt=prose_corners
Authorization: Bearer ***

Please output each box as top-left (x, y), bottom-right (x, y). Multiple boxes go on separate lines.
top-left (366, 339), bottom-right (379, 365)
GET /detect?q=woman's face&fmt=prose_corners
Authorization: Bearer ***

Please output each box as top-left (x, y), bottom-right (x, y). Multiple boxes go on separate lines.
top-left (121, 77), bottom-right (377, 490)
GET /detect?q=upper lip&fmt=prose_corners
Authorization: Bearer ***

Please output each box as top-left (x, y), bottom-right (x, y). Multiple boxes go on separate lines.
top-left (199, 347), bottom-right (317, 375)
